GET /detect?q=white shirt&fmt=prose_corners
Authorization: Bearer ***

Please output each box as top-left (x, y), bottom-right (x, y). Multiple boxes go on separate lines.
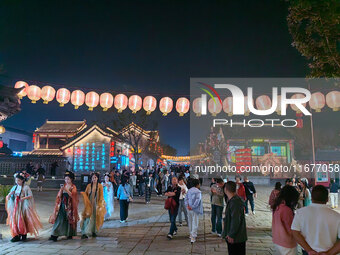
top-left (291, 203), bottom-right (340, 252)
top-left (178, 183), bottom-right (188, 200)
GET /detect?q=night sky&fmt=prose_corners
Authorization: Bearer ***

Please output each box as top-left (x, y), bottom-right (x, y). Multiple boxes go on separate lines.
top-left (0, 0), bottom-right (308, 155)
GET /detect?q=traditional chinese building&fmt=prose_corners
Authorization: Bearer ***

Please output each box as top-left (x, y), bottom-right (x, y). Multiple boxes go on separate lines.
top-left (26, 120), bottom-right (161, 174)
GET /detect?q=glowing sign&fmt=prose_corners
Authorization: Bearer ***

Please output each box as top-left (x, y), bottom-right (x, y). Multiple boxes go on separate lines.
top-left (73, 142), bottom-right (109, 172)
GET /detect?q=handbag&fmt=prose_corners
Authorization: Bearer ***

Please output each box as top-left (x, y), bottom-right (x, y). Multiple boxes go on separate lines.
top-left (164, 197), bottom-right (173, 210)
top-left (123, 185), bottom-right (132, 203)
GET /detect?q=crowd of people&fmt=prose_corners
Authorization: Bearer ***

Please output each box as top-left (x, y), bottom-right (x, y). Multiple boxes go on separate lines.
top-left (4, 167), bottom-right (340, 255)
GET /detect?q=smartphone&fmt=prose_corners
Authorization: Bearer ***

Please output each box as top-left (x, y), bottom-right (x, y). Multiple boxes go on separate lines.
top-left (60, 184), bottom-right (64, 188)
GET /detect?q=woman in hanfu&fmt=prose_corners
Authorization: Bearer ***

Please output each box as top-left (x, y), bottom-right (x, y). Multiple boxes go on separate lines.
top-left (6, 172), bottom-right (42, 242)
top-left (49, 171), bottom-right (79, 241)
top-left (80, 172), bottom-right (106, 239)
top-left (102, 173), bottom-right (114, 220)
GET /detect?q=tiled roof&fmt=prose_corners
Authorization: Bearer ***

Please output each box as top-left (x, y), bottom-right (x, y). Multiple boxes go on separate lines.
top-left (35, 120), bottom-right (86, 133)
top-left (29, 149), bottom-right (63, 156)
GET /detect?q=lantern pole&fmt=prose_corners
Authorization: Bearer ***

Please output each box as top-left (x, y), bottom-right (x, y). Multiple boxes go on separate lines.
top-left (308, 83), bottom-right (316, 181)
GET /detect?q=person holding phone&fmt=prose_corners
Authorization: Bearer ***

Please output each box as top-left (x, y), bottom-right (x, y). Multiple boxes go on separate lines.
top-left (80, 172), bottom-right (106, 239)
top-left (49, 171), bottom-right (79, 241)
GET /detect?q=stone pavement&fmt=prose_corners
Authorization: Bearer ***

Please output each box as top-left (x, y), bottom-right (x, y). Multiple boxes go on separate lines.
top-left (0, 186), bottom-right (338, 255)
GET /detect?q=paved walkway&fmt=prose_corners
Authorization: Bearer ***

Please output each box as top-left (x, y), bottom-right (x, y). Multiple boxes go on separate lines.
top-left (0, 186), bottom-right (338, 255)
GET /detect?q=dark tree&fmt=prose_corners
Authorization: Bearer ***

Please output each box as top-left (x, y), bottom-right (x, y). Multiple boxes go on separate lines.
top-left (286, 0), bottom-right (340, 78)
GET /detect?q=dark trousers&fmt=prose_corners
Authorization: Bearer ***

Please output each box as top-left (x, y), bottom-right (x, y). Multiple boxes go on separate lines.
top-left (138, 183), bottom-right (144, 196)
top-left (114, 184), bottom-right (118, 196)
top-left (168, 208), bottom-right (178, 235)
top-left (119, 199), bottom-right (129, 221)
top-left (227, 241), bottom-right (246, 255)
top-left (211, 204), bottom-right (223, 234)
top-left (245, 195), bottom-right (255, 214)
top-left (157, 182), bottom-right (162, 195)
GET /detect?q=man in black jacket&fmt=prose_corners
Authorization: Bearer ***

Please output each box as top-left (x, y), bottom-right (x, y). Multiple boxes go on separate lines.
top-left (243, 176), bottom-right (257, 215)
top-left (222, 181), bottom-right (247, 255)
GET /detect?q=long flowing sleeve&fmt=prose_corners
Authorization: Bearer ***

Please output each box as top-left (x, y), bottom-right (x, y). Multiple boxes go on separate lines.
top-left (49, 188), bottom-right (63, 224)
top-left (95, 184), bottom-right (106, 231)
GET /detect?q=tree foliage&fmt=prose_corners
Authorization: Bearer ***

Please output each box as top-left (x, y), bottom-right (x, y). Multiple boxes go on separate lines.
top-left (286, 0), bottom-right (340, 77)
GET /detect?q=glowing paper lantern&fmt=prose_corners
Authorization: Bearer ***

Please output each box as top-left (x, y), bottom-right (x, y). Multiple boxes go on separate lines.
top-left (175, 97), bottom-right (190, 116)
top-left (244, 96), bottom-right (253, 116)
top-left (192, 98), bottom-right (203, 116)
top-left (159, 97), bottom-right (173, 116)
top-left (128, 95), bottom-right (142, 114)
top-left (309, 92), bottom-right (325, 112)
top-left (256, 95), bottom-right (271, 110)
top-left (27, 85), bottom-right (41, 103)
top-left (143, 96), bottom-right (157, 115)
top-left (290, 94), bottom-right (306, 113)
top-left (85, 91), bottom-right (99, 111)
top-left (14, 81), bottom-right (29, 99)
top-left (276, 95), bottom-right (287, 114)
top-left (71, 90), bottom-right (85, 109)
top-left (114, 94), bottom-right (128, 113)
top-left (0, 126), bottom-right (5, 134)
top-left (326, 91), bottom-right (340, 111)
top-left (208, 97), bottom-right (222, 116)
top-left (100, 93), bottom-right (114, 111)
top-left (41, 86), bottom-right (56, 104)
top-left (222, 97), bottom-right (233, 116)
top-left (56, 88), bottom-right (71, 107)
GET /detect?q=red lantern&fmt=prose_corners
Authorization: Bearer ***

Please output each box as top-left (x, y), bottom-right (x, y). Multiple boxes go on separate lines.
top-left (56, 88), bottom-right (71, 107)
top-left (14, 81), bottom-right (29, 99)
top-left (222, 97), bottom-right (233, 116)
top-left (41, 86), bottom-right (56, 104)
top-left (143, 96), bottom-right (157, 115)
top-left (244, 96), bottom-right (253, 116)
top-left (85, 91), bottom-right (99, 111)
top-left (326, 91), bottom-right (340, 111)
top-left (100, 93), bottom-right (114, 111)
top-left (71, 90), bottom-right (85, 109)
top-left (175, 97), bottom-right (190, 116)
top-left (192, 98), bottom-right (203, 116)
top-left (208, 97), bottom-right (222, 116)
top-left (159, 97), bottom-right (173, 116)
top-left (128, 95), bottom-right (142, 114)
top-left (290, 94), bottom-right (306, 113)
top-left (114, 94), bottom-right (128, 113)
top-left (276, 95), bottom-right (287, 115)
top-left (309, 92), bottom-right (325, 112)
top-left (255, 95), bottom-right (271, 110)
top-left (27, 85), bottom-right (41, 103)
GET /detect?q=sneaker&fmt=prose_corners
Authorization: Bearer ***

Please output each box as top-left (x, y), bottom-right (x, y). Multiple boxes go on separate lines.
top-left (217, 233), bottom-right (221, 237)
top-left (10, 235), bottom-right (20, 242)
top-left (48, 235), bottom-right (58, 242)
top-left (179, 223), bottom-right (183, 227)
top-left (245, 213), bottom-right (249, 217)
top-left (167, 234), bottom-right (173, 239)
top-left (81, 235), bottom-right (88, 239)
top-left (211, 231), bottom-right (217, 235)
top-left (173, 231), bottom-right (177, 235)
top-left (190, 237), bottom-right (196, 243)
top-left (120, 220), bottom-right (126, 223)
top-left (252, 211), bottom-right (256, 215)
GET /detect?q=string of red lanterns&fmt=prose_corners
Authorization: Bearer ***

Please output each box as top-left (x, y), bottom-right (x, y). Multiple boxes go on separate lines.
top-left (14, 81), bottom-right (340, 116)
